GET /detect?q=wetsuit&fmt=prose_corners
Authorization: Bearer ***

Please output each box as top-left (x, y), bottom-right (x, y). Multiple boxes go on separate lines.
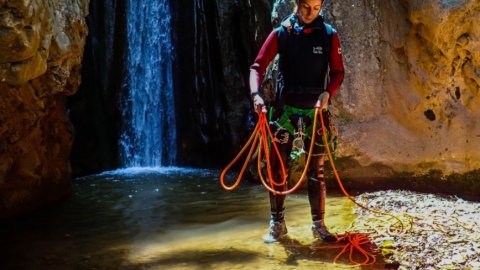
top-left (249, 15), bottom-right (344, 224)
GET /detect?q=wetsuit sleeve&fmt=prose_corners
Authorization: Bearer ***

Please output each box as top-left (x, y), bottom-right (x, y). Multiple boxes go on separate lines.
top-left (326, 33), bottom-right (345, 96)
top-left (249, 30), bottom-right (279, 94)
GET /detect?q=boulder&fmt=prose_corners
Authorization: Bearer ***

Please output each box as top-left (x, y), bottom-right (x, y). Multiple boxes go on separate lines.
top-left (0, 0), bottom-right (89, 219)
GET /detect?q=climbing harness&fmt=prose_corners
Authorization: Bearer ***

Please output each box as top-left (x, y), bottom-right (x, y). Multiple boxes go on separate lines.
top-left (291, 114), bottom-right (307, 159)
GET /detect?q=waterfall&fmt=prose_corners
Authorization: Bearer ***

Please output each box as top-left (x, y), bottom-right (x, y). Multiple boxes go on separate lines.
top-left (119, 0), bottom-right (176, 167)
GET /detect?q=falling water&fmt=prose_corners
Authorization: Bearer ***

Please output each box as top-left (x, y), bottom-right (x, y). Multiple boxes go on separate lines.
top-left (120, 0), bottom-right (176, 167)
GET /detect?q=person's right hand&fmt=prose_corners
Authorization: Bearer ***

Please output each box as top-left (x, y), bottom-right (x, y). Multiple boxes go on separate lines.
top-left (252, 93), bottom-right (267, 114)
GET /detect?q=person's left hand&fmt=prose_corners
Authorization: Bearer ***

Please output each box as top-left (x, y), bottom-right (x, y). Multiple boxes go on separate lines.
top-left (314, 91), bottom-right (330, 110)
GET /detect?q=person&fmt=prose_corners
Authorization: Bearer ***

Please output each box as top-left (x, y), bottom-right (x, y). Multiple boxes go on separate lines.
top-left (248, 0), bottom-right (344, 243)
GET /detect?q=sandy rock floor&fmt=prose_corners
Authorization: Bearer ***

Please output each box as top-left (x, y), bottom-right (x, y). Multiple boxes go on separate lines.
top-left (350, 190), bottom-right (480, 270)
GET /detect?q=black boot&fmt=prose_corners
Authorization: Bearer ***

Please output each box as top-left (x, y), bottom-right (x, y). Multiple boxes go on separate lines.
top-left (308, 177), bottom-right (336, 242)
top-left (263, 193), bottom-right (287, 243)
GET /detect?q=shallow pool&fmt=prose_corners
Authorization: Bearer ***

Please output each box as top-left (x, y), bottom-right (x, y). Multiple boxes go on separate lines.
top-left (0, 167), bottom-right (388, 269)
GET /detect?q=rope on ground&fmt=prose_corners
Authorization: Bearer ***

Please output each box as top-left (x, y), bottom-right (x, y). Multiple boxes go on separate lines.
top-left (219, 109), bottom-right (419, 266)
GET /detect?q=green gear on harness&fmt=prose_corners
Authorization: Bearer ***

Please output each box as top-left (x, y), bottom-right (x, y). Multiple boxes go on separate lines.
top-left (270, 105), bottom-right (338, 162)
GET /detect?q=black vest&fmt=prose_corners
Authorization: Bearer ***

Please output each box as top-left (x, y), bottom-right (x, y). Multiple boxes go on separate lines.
top-left (276, 15), bottom-right (334, 108)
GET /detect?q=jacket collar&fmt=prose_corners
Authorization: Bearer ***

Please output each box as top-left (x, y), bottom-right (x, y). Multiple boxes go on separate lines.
top-left (281, 14), bottom-right (324, 34)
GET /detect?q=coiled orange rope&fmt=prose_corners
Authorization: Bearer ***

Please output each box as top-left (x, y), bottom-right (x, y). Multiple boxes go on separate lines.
top-left (220, 110), bottom-right (322, 194)
top-left (220, 112), bottom-right (292, 192)
top-left (220, 109), bottom-right (408, 266)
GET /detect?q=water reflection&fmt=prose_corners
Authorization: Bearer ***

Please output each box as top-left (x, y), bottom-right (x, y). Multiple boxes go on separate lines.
top-left (0, 168), bottom-right (387, 269)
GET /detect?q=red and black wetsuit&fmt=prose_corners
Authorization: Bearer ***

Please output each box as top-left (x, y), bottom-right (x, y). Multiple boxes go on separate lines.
top-left (250, 15), bottom-right (344, 108)
top-left (249, 15), bottom-right (345, 225)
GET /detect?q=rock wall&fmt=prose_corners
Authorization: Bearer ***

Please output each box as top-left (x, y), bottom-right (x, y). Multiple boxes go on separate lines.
top-left (171, 0), bottom-right (273, 167)
top-left (0, 0), bottom-right (89, 219)
top-left (329, 0), bottom-right (480, 173)
top-left (266, 0), bottom-right (480, 196)
top-left (68, 0), bottom-right (125, 176)
top-left (171, 0), bottom-right (479, 196)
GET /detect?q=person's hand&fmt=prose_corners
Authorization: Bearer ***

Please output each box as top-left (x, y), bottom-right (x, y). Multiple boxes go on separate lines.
top-left (314, 91), bottom-right (330, 110)
top-left (252, 93), bottom-right (267, 114)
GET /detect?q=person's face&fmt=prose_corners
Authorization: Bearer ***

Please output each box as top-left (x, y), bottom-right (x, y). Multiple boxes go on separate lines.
top-left (297, 0), bottom-right (322, 24)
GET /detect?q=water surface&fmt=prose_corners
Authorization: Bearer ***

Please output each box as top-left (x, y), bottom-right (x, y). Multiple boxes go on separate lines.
top-left (1, 167), bottom-right (386, 269)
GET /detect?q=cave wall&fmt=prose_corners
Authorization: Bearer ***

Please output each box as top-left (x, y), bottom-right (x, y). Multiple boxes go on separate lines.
top-left (172, 0), bottom-right (479, 195)
top-left (0, 0), bottom-right (89, 219)
top-left (171, 0), bottom-right (273, 167)
top-left (320, 0), bottom-right (480, 175)
top-left (68, 0), bottom-right (126, 176)
top-left (67, 0), bottom-right (274, 170)
top-left (265, 0), bottom-right (480, 195)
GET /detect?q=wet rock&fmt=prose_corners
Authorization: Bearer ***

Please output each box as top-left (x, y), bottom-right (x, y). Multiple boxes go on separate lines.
top-left (171, 0), bottom-right (273, 167)
top-left (0, 0), bottom-right (89, 219)
top-left (269, 0), bottom-right (480, 184)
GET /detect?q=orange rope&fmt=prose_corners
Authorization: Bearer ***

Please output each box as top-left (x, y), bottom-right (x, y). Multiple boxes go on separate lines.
top-left (220, 113), bottom-right (288, 191)
top-left (307, 232), bottom-right (376, 265)
top-left (219, 119), bottom-right (260, 190)
top-left (318, 110), bottom-right (405, 234)
top-left (220, 110), bottom-right (321, 195)
top-left (220, 109), bottom-right (408, 266)
top-left (335, 232), bottom-right (377, 265)
top-left (256, 109), bottom-right (320, 195)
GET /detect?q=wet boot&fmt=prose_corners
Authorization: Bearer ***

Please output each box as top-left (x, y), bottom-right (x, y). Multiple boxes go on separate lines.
top-left (312, 220), bottom-right (336, 242)
top-left (263, 193), bottom-right (287, 243)
top-left (263, 218), bottom-right (287, 243)
top-left (308, 176), bottom-right (336, 242)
